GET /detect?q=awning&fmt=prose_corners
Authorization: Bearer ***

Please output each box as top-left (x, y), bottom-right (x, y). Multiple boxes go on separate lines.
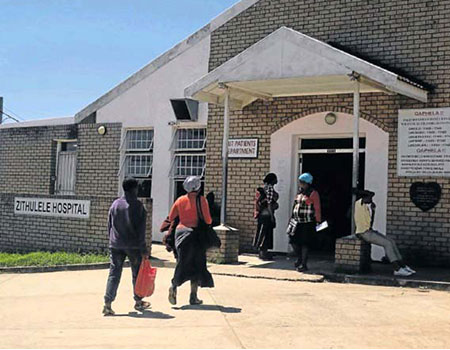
top-left (185, 27), bottom-right (427, 108)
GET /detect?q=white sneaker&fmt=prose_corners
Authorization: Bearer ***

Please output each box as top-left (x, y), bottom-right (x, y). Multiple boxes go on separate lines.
top-left (394, 267), bottom-right (413, 277)
top-left (405, 266), bottom-right (416, 274)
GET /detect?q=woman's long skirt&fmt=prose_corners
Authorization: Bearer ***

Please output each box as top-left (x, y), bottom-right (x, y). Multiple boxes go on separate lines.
top-left (172, 228), bottom-right (214, 288)
top-left (289, 221), bottom-right (316, 247)
top-left (253, 210), bottom-right (274, 251)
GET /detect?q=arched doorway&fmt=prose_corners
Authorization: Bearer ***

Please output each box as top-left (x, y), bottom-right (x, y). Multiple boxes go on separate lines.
top-left (270, 112), bottom-right (389, 260)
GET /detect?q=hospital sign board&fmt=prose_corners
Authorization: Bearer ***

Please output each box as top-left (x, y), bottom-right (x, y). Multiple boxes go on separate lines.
top-left (228, 138), bottom-right (258, 158)
top-left (398, 108), bottom-right (450, 177)
top-left (14, 197), bottom-right (91, 219)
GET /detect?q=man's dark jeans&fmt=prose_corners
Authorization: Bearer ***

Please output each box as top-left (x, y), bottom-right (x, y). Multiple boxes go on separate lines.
top-left (104, 248), bottom-right (143, 304)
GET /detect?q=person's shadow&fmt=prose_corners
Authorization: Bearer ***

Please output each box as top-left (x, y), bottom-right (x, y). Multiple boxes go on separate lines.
top-left (173, 304), bottom-right (241, 313)
top-left (114, 310), bottom-right (175, 319)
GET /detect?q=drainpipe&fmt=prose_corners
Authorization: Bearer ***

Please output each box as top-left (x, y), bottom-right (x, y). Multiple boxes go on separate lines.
top-left (220, 84), bottom-right (230, 225)
top-left (351, 74), bottom-right (360, 235)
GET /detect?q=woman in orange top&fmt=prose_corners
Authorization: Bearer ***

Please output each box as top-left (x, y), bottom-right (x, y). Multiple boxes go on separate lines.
top-left (167, 176), bottom-right (213, 305)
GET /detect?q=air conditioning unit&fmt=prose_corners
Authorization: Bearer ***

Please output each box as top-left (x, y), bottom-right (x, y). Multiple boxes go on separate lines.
top-left (170, 98), bottom-right (199, 122)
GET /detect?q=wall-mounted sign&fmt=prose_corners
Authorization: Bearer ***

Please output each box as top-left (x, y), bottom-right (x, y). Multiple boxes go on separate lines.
top-left (228, 138), bottom-right (258, 158)
top-left (14, 197), bottom-right (90, 219)
top-left (398, 108), bottom-right (450, 177)
top-left (409, 182), bottom-right (441, 212)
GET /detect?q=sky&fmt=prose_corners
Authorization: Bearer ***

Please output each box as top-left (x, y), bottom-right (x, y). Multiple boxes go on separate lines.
top-left (0, 0), bottom-right (238, 122)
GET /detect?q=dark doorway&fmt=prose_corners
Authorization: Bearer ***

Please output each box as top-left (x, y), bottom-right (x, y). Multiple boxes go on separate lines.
top-left (300, 141), bottom-right (365, 253)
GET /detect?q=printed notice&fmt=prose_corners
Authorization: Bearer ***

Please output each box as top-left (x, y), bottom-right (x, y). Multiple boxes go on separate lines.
top-left (228, 138), bottom-right (258, 158)
top-left (14, 197), bottom-right (91, 219)
top-left (398, 108), bottom-right (450, 177)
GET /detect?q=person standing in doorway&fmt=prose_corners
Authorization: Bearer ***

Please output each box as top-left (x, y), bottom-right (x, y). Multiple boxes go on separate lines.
top-left (103, 177), bottom-right (151, 316)
top-left (290, 173), bottom-right (321, 272)
top-left (253, 173), bottom-right (279, 260)
top-left (354, 189), bottom-right (416, 277)
top-left (167, 176), bottom-right (214, 306)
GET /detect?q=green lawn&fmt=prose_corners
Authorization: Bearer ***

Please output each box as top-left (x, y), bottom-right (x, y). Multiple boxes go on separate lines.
top-left (0, 251), bottom-right (109, 267)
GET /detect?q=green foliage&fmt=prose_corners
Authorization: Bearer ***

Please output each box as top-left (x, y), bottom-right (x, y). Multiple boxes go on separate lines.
top-left (0, 251), bottom-right (109, 267)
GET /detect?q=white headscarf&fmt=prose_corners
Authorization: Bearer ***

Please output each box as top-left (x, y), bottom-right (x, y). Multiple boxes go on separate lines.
top-left (183, 176), bottom-right (201, 193)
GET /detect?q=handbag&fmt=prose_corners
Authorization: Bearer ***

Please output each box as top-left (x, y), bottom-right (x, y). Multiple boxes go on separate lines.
top-left (134, 257), bottom-right (157, 298)
top-left (286, 217), bottom-right (298, 236)
top-left (196, 196), bottom-right (221, 249)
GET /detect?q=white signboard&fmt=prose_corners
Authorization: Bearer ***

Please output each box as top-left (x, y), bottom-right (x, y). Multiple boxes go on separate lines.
top-left (14, 197), bottom-right (91, 219)
top-left (228, 138), bottom-right (258, 158)
top-left (398, 108), bottom-right (450, 177)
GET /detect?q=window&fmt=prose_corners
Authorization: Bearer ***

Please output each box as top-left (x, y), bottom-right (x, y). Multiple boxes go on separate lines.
top-left (55, 140), bottom-right (77, 195)
top-left (119, 129), bottom-right (154, 198)
top-left (172, 128), bottom-right (207, 151)
top-left (170, 128), bottom-right (207, 199)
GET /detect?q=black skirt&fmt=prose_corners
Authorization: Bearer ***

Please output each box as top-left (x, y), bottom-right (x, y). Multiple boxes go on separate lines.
top-left (172, 229), bottom-right (214, 288)
top-left (253, 209), bottom-right (274, 250)
top-left (289, 221), bottom-right (316, 247)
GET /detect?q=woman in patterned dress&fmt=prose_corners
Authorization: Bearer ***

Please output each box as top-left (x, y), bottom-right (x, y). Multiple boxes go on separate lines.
top-left (290, 173), bottom-right (321, 272)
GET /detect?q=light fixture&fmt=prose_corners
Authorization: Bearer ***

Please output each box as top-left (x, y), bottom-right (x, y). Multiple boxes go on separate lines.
top-left (97, 125), bottom-right (107, 135)
top-left (325, 112), bottom-right (337, 125)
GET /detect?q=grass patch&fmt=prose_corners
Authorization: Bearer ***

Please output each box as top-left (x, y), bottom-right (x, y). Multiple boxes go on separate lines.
top-left (0, 251), bottom-right (109, 267)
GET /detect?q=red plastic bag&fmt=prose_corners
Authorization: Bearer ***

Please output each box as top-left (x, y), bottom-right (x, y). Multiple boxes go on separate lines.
top-left (135, 258), bottom-right (157, 298)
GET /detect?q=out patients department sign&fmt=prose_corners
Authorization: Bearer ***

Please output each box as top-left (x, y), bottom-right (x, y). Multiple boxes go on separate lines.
top-left (14, 197), bottom-right (91, 219)
top-left (398, 108), bottom-right (450, 177)
top-left (228, 138), bottom-right (258, 158)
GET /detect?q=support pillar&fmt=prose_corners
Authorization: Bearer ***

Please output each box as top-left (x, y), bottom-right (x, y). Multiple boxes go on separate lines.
top-left (211, 83), bottom-right (239, 264)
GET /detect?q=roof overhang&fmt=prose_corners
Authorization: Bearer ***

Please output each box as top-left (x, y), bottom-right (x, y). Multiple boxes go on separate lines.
top-left (185, 27), bottom-right (428, 109)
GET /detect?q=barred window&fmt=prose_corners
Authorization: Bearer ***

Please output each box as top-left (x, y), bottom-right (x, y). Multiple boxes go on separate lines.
top-left (125, 154), bottom-right (153, 177)
top-left (125, 129), bottom-right (154, 151)
top-left (170, 128), bottom-right (206, 151)
top-left (118, 129), bottom-right (154, 198)
top-left (170, 154), bottom-right (206, 178)
top-left (170, 127), bottom-right (207, 200)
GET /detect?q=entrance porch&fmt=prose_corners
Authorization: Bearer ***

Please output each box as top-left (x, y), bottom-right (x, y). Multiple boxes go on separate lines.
top-left (184, 26), bottom-right (428, 268)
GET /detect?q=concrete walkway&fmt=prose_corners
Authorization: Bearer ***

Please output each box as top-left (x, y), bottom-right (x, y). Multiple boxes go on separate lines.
top-left (1, 266), bottom-right (450, 348)
top-left (151, 244), bottom-right (450, 290)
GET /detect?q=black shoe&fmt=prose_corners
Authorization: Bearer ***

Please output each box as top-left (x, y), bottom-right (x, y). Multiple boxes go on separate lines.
top-left (294, 258), bottom-right (302, 268)
top-left (168, 286), bottom-right (177, 305)
top-left (296, 264), bottom-right (308, 272)
top-left (102, 304), bottom-right (115, 316)
top-left (189, 294), bottom-right (203, 305)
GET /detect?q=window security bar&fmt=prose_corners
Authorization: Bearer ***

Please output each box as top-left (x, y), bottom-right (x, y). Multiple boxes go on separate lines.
top-left (169, 153), bottom-right (206, 178)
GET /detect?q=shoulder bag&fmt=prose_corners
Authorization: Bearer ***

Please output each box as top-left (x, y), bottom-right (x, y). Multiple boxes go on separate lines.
top-left (196, 196), bottom-right (222, 249)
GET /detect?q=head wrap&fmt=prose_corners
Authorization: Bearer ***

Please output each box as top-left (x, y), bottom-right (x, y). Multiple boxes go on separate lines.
top-left (183, 176), bottom-right (202, 193)
top-left (298, 172), bottom-right (313, 184)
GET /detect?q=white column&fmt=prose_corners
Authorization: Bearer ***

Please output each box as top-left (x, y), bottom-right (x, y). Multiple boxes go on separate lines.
top-left (220, 86), bottom-right (230, 225)
top-left (351, 78), bottom-right (360, 234)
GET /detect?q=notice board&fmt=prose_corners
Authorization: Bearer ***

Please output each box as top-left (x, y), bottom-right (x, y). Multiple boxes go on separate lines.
top-left (398, 108), bottom-right (450, 177)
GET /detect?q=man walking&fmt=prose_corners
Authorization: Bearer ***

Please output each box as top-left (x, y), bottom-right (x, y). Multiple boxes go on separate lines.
top-left (103, 178), bottom-right (151, 316)
top-left (354, 189), bottom-right (416, 277)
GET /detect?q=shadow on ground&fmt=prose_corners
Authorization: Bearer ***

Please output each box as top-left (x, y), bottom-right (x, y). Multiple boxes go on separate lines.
top-left (173, 304), bottom-right (242, 313)
top-left (114, 310), bottom-right (175, 319)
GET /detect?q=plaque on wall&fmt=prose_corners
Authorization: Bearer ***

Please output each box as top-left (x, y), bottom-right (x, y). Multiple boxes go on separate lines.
top-left (398, 108), bottom-right (450, 177)
top-left (409, 182), bottom-right (441, 212)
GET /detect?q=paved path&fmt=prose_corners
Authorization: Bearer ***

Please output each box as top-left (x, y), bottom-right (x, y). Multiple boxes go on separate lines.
top-left (1, 268), bottom-right (450, 349)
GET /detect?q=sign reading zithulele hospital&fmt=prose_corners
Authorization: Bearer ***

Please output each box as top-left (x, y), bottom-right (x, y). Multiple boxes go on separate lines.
top-left (398, 108), bottom-right (450, 177)
top-left (228, 138), bottom-right (258, 158)
top-left (14, 197), bottom-right (91, 219)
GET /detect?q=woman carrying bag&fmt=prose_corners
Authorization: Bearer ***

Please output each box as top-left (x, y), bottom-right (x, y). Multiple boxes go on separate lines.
top-left (167, 176), bottom-right (216, 306)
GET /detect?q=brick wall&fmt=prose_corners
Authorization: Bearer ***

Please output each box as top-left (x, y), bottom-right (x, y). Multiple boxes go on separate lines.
top-left (205, 0), bottom-right (450, 266)
top-left (0, 123), bottom-right (153, 254)
top-left (76, 123), bottom-right (121, 196)
top-left (0, 124), bottom-right (77, 194)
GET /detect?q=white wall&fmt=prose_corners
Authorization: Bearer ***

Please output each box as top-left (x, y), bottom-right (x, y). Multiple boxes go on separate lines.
top-left (270, 112), bottom-right (389, 260)
top-left (96, 36), bottom-right (211, 242)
